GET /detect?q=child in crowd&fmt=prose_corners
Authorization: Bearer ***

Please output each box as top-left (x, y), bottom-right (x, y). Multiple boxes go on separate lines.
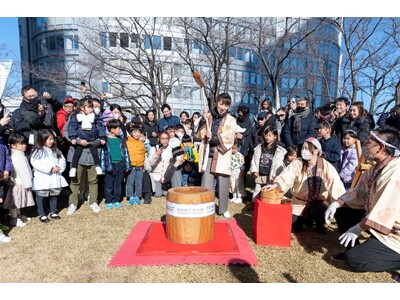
top-left (230, 142), bottom-right (245, 203)
top-left (196, 93), bottom-right (237, 218)
top-left (0, 137), bottom-right (12, 242)
top-left (283, 145), bottom-right (298, 167)
top-left (183, 119), bottom-right (193, 136)
top-left (30, 129), bottom-right (68, 223)
top-left (68, 98), bottom-right (106, 177)
top-left (181, 161), bottom-right (201, 186)
top-left (148, 131), bottom-right (173, 198)
top-left (250, 125), bottom-right (287, 201)
top-left (140, 132), bottom-right (151, 153)
top-left (101, 119), bottom-right (131, 209)
top-left (167, 126), bottom-right (181, 148)
top-left (339, 129), bottom-right (359, 191)
top-left (318, 121), bottom-right (341, 172)
top-left (181, 134), bottom-right (199, 166)
top-left (126, 122), bottom-right (146, 205)
top-left (3, 134), bottom-right (35, 228)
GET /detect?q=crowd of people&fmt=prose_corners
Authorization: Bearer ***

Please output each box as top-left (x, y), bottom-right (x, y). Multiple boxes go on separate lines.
top-left (0, 84), bottom-right (400, 275)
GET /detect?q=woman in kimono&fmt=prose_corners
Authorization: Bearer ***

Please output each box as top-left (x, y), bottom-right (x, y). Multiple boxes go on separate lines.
top-left (263, 136), bottom-right (346, 234)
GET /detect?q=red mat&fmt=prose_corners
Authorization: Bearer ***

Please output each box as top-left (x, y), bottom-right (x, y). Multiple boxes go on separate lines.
top-left (108, 220), bottom-right (258, 266)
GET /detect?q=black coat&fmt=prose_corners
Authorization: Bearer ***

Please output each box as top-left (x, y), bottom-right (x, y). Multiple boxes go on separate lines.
top-left (282, 111), bottom-right (318, 148)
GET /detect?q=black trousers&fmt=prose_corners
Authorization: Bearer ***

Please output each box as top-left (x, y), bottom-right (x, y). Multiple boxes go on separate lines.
top-left (336, 207), bottom-right (400, 272)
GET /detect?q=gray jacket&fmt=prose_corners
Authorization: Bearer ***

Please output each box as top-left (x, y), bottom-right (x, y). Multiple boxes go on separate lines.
top-left (64, 119), bottom-right (102, 166)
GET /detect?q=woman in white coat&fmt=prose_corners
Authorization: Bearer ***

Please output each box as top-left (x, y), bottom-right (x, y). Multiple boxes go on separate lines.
top-left (30, 129), bottom-right (68, 223)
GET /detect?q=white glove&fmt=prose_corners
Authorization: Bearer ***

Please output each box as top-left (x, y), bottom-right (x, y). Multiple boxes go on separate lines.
top-left (339, 223), bottom-right (363, 248)
top-left (324, 201), bottom-right (341, 225)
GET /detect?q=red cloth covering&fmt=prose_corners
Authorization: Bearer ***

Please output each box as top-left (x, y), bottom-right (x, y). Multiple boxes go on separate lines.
top-left (108, 220), bottom-right (258, 266)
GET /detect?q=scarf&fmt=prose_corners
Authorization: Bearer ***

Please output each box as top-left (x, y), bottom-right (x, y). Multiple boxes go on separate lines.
top-left (292, 109), bottom-right (309, 133)
top-left (77, 113), bottom-right (95, 130)
top-left (184, 147), bottom-right (195, 162)
top-left (307, 157), bottom-right (324, 201)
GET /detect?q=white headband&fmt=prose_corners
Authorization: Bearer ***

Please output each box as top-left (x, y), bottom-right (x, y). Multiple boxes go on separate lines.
top-left (370, 131), bottom-right (400, 157)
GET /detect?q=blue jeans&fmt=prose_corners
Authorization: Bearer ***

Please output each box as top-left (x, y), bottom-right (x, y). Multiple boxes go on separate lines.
top-left (104, 162), bottom-right (124, 204)
top-left (126, 167), bottom-right (143, 198)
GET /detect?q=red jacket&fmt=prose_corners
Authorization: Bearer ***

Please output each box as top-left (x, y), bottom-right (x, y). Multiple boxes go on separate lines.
top-left (56, 108), bottom-right (69, 137)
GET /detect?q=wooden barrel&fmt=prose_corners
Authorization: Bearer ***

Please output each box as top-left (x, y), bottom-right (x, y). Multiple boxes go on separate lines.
top-left (166, 186), bottom-right (215, 244)
top-left (260, 189), bottom-right (284, 204)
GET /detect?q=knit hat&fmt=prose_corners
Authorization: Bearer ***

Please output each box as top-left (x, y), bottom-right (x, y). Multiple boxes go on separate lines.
top-left (172, 146), bottom-right (185, 158)
top-left (305, 137), bottom-right (322, 156)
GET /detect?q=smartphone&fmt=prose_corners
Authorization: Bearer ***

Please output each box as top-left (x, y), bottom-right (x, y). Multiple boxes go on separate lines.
top-left (81, 81), bottom-right (86, 87)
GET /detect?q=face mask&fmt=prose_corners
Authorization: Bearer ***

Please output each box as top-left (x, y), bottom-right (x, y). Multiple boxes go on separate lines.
top-left (114, 113), bottom-right (121, 120)
top-left (176, 132), bottom-right (184, 139)
top-left (29, 97), bottom-right (39, 107)
top-left (362, 145), bottom-right (379, 160)
top-left (94, 108), bottom-right (101, 115)
top-left (279, 115), bottom-right (285, 121)
top-left (296, 107), bottom-right (306, 113)
top-left (301, 149), bottom-right (313, 161)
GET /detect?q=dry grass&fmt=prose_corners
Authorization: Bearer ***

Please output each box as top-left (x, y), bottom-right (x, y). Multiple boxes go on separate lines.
top-left (0, 187), bottom-right (397, 284)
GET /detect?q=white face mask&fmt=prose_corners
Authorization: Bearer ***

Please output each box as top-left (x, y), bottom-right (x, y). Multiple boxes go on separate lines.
top-left (94, 108), bottom-right (101, 115)
top-left (114, 113), bottom-right (121, 120)
top-left (301, 149), bottom-right (313, 161)
top-left (176, 132), bottom-right (184, 139)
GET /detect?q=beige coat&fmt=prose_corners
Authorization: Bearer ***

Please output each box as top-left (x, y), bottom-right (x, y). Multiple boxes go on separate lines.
top-left (196, 113), bottom-right (237, 176)
top-left (338, 158), bottom-right (400, 254)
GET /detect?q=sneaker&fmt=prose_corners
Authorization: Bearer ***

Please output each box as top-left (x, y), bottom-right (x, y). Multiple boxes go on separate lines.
top-left (128, 197), bottom-right (135, 205)
top-left (230, 197), bottom-right (237, 203)
top-left (18, 214), bottom-right (32, 222)
top-left (95, 166), bottom-right (103, 175)
top-left (135, 197), bottom-right (141, 204)
top-left (331, 252), bottom-right (346, 262)
top-left (9, 218), bottom-right (27, 228)
top-left (0, 232), bottom-right (12, 243)
top-left (66, 204), bottom-right (77, 216)
top-left (223, 211), bottom-right (231, 219)
top-left (105, 203), bottom-right (113, 209)
top-left (39, 216), bottom-right (50, 223)
top-left (113, 202), bottom-right (123, 208)
top-left (69, 168), bottom-right (77, 177)
top-left (89, 202), bottom-right (101, 213)
top-left (233, 197), bottom-right (242, 204)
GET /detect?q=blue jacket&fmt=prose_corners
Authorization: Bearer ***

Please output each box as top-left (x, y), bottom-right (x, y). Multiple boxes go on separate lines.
top-left (68, 113), bottom-right (107, 142)
top-left (100, 136), bottom-right (131, 173)
top-left (320, 136), bottom-right (341, 172)
top-left (158, 115), bottom-right (180, 132)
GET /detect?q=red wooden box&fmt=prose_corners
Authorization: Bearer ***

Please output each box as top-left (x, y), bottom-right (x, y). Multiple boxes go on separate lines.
top-left (253, 198), bottom-right (292, 247)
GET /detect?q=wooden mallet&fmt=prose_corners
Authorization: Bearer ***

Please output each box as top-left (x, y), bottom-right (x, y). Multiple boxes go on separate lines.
top-left (193, 71), bottom-right (210, 132)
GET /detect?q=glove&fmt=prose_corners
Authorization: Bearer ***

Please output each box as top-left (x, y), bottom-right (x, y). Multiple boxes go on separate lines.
top-left (324, 201), bottom-right (341, 225)
top-left (339, 223), bottom-right (363, 248)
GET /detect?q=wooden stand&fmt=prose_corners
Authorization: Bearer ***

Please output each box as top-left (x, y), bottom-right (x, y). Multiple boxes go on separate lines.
top-left (166, 187), bottom-right (215, 244)
top-left (253, 198), bottom-right (292, 247)
top-left (351, 139), bottom-right (373, 188)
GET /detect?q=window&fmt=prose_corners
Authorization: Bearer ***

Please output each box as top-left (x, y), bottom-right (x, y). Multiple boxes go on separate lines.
top-left (131, 34), bottom-right (138, 48)
top-left (229, 47), bottom-right (236, 58)
top-left (73, 35), bottom-right (79, 49)
top-left (144, 35), bottom-right (151, 49)
top-left (65, 35), bottom-right (73, 49)
top-left (237, 47), bottom-right (244, 61)
top-left (245, 49), bottom-right (251, 62)
top-left (173, 85), bottom-right (182, 98)
top-left (244, 71), bottom-right (250, 83)
top-left (102, 82), bottom-right (109, 93)
top-left (56, 36), bottom-right (64, 50)
top-left (101, 32), bottom-right (107, 47)
top-left (153, 35), bottom-right (162, 50)
top-left (163, 36), bottom-right (172, 51)
top-left (120, 33), bottom-right (129, 48)
top-left (193, 42), bottom-right (202, 54)
top-left (48, 36), bottom-right (56, 50)
top-left (109, 32), bottom-right (118, 47)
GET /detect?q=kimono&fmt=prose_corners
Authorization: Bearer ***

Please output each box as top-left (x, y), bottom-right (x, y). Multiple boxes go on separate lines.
top-left (274, 158), bottom-right (346, 216)
top-left (338, 158), bottom-right (400, 254)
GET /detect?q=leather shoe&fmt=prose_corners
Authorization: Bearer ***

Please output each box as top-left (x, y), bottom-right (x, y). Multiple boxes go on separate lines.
top-left (49, 213), bottom-right (61, 220)
top-left (39, 216), bottom-right (50, 223)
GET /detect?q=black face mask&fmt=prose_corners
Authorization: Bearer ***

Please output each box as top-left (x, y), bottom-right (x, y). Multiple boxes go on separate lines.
top-left (296, 107), bottom-right (306, 113)
top-left (28, 97), bottom-right (39, 107)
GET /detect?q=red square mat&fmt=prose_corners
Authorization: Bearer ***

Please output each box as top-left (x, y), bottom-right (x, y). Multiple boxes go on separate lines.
top-left (108, 220), bottom-right (258, 266)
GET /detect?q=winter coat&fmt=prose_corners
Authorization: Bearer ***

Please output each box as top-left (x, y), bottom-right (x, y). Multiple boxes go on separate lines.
top-left (339, 145), bottom-right (358, 184)
top-left (0, 140), bottom-right (12, 175)
top-left (320, 136), bottom-right (341, 172)
top-left (8, 149), bottom-right (32, 189)
top-left (250, 144), bottom-right (287, 183)
top-left (148, 144), bottom-right (173, 181)
top-left (144, 119), bottom-right (159, 147)
top-left (236, 116), bottom-right (253, 157)
top-left (100, 136), bottom-right (131, 173)
top-left (282, 110), bottom-right (318, 148)
top-left (30, 147), bottom-right (68, 191)
top-left (335, 115), bottom-right (370, 144)
top-left (126, 137), bottom-right (146, 167)
top-left (68, 113), bottom-right (107, 142)
top-left (158, 115), bottom-right (180, 132)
